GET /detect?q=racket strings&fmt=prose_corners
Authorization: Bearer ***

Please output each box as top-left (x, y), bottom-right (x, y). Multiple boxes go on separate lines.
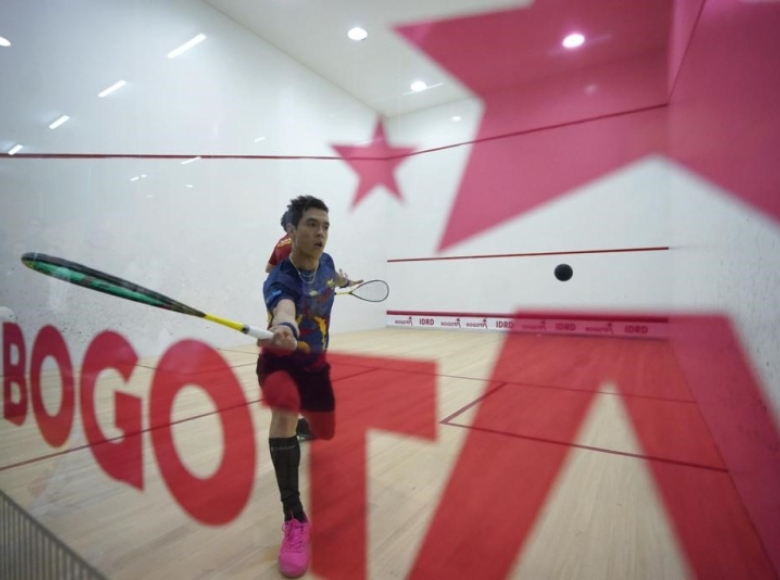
top-left (350, 280), bottom-right (389, 302)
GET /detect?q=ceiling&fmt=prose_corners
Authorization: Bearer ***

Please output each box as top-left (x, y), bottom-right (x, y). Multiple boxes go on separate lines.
top-left (204, 0), bottom-right (674, 118)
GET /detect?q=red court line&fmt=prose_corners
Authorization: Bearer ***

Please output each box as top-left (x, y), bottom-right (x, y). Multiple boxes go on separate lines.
top-left (0, 366), bottom-right (382, 473)
top-left (218, 347), bottom-right (260, 354)
top-left (325, 358), bottom-right (695, 404)
top-left (440, 381), bottom-right (696, 427)
top-left (9, 153), bottom-right (365, 161)
top-left (388, 246), bottom-right (669, 263)
top-left (0, 397), bottom-right (262, 473)
top-left (135, 361), bottom-right (257, 374)
top-left (0, 362), bottom-right (695, 472)
top-left (441, 421), bottom-right (728, 473)
top-left (387, 310), bottom-right (670, 323)
top-left (7, 105), bottom-right (668, 164)
top-left (324, 367), bottom-right (380, 383)
top-left (441, 377), bottom-right (697, 425)
top-left (439, 382), bottom-right (508, 424)
top-left (396, 103), bottom-right (669, 160)
top-left (667, 0), bottom-right (708, 98)
top-left (327, 359), bottom-right (499, 384)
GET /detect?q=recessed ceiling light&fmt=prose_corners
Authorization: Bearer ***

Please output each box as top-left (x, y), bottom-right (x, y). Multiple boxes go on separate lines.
top-left (168, 34), bottom-right (207, 59)
top-left (98, 80), bottom-right (127, 98)
top-left (411, 80), bottom-right (427, 92)
top-left (451, 116), bottom-right (462, 122)
top-left (0, 36), bottom-right (10, 47)
top-left (562, 33), bottom-right (585, 49)
top-left (185, 184), bottom-right (194, 189)
top-left (130, 176), bottom-right (140, 182)
top-left (347, 27), bottom-right (368, 41)
top-left (8, 144), bottom-right (23, 155)
top-left (49, 115), bottom-right (70, 129)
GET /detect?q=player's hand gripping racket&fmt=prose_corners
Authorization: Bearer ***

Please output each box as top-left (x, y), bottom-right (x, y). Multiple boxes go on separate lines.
top-left (21, 252), bottom-right (274, 340)
top-left (335, 280), bottom-right (389, 302)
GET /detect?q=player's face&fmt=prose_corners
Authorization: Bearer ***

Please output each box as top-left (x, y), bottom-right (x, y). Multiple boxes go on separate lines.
top-left (292, 208), bottom-right (329, 258)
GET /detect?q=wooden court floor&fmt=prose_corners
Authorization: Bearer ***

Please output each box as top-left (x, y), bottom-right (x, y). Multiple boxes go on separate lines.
top-left (0, 328), bottom-right (773, 579)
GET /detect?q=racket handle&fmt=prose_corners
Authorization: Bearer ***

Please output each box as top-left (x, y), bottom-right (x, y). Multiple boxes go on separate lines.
top-left (243, 324), bottom-right (274, 340)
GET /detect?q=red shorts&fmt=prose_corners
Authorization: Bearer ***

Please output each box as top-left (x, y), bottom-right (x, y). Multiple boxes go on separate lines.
top-left (256, 353), bottom-right (335, 413)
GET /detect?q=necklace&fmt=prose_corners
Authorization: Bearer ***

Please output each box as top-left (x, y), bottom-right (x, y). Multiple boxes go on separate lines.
top-left (290, 256), bottom-right (319, 284)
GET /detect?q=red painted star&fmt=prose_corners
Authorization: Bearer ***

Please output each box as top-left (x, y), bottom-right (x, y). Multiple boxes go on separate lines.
top-left (331, 122), bottom-right (416, 209)
top-left (396, 0), bottom-right (780, 251)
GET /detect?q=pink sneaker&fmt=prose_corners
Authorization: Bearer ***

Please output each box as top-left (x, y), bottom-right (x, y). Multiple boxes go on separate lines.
top-left (278, 519), bottom-right (311, 578)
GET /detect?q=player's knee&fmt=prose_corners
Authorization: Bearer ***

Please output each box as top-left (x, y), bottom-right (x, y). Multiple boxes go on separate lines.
top-left (262, 372), bottom-right (300, 413)
top-left (270, 411), bottom-right (299, 438)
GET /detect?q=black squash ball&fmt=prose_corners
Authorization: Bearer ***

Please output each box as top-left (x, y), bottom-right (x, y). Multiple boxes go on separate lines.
top-left (555, 264), bottom-right (573, 281)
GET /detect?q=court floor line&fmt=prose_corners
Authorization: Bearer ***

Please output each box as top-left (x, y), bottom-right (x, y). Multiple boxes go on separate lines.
top-left (439, 382), bottom-right (509, 424)
top-left (135, 361), bottom-right (257, 373)
top-left (318, 359), bottom-right (697, 404)
top-left (439, 377), bottom-right (727, 472)
top-left (484, 380), bottom-right (695, 404)
top-left (441, 421), bottom-right (729, 473)
top-left (441, 383), bottom-right (697, 426)
top-left (332, 364), bottom-right (500, 385)
top-left (0, 367), bottom-right (381, 473)
top-left (1, 362), bottom-right (698, 473)
top-left (142, 355), bottom-right (696, 409)
top-left (0, 398), bottom-right (263, 473)
top-left (159, 346), bottom-right (696, 405)
top-left (218, 347), bottom-right (261, 355)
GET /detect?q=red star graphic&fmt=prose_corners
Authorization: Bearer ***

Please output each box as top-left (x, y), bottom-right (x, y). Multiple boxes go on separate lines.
top-left (395, 0), bottom-right (780, 251)
top-left (331, 122), bottom-right (416, 209)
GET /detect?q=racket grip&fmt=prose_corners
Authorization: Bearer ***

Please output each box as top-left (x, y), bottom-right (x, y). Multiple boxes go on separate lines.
top-left (243, 324), bottom-right (274, 340)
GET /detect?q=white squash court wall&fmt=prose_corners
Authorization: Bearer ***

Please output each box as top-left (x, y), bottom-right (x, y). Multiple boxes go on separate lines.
top-left (0, 0), bottom-right (389, 366)
top-left (382, 121), bottom-right (780, 419)
top-left (380, 139), bottom-right (673, 314)
top-left (1, 0), bottom-right (778, 425)
top-left (380, 0), bottom-right (780, 422)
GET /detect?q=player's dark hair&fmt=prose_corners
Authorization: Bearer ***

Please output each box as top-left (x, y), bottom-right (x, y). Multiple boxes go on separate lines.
top-left (286, 196), bottom-right (329, 229)
top-left (280, 210), bottom-right (292, 230)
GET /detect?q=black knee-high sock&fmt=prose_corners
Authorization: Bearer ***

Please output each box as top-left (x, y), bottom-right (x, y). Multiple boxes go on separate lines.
top-left (269, 436), bottom-right (307, 522)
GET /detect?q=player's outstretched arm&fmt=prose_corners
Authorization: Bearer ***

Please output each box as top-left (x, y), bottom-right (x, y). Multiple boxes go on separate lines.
top-left (257, 299), bottom-right (298, 352)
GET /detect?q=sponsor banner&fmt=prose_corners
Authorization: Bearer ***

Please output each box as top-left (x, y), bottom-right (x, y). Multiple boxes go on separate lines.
top-left (387, 315), bottom-right (486, 331)
top-left (386, 315), bottom-right (668, 339)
